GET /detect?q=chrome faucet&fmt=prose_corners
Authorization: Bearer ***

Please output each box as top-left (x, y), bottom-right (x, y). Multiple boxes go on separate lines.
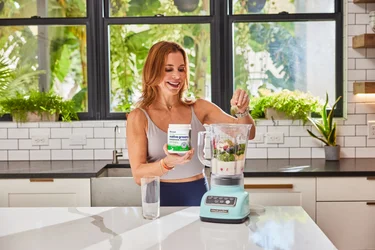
top-left (112, 125), bottom-right (123, 164)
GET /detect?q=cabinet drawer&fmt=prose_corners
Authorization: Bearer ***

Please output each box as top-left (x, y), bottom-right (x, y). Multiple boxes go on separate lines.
top-left (0, 179), bottom-right (91, 207)
top-left (317, 177), bottom-right (375, 201)
top-left (244, 177), bottom-right (316, 221)
top-left (317, 202), bottom-right (375, 250)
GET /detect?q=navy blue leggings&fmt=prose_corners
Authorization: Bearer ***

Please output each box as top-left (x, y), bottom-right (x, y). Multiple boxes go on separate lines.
top-left (160, 177), bottom-right (209, 206)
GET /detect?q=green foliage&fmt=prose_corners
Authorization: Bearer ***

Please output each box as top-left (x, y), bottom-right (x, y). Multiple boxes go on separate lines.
top-left (0, 91), bottom-right (79, 122)
top-left (306, 94), bottom-right (342, 146)
top-left (250, 90), bottom-right (323, 124)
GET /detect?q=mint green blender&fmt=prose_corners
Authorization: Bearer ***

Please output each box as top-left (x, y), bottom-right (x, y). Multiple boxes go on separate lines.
top-left (197, 124), bottom-right (252, 224)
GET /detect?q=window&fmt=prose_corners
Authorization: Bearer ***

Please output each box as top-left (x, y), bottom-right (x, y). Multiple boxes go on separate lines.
top-left (0, 0), bottom-right (343, 121)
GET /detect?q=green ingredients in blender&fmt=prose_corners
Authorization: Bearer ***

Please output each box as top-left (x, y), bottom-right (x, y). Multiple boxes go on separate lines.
top-left (213, 139), bottom-right (246, 162)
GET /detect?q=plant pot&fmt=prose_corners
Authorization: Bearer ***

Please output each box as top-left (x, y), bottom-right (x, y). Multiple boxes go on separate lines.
top-left (324, 145), bottom-right (340, 161)
top-left (12, 112), bottom-right (59, 122)
top-left (264, 108), bottom-right (289, 120)
top-left (173, 0), bottom-right (199, 12)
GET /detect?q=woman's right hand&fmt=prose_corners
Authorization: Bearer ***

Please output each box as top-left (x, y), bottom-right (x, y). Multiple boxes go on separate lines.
top-left (162, 144), bottom-right (195, 167)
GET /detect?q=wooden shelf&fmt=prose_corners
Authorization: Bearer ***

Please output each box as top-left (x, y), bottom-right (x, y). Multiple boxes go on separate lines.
top-left (352, 34), bottom-right (375, 48)
top-left (353, 0), bottom-right (375, 3)
top-left (353, 82), bottom-right (375, 94)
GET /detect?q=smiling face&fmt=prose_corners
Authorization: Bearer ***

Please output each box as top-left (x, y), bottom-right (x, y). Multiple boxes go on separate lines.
top-left (159, 52), bottom-right (187, 95)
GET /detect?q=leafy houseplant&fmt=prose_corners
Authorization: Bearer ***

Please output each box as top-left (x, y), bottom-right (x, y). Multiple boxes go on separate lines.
top-left (306, 94), bottom-right (342, 161)
top-left (0, 91), bottom-right (79, 122)
top-left (250, 90), bottom-right (323, 124)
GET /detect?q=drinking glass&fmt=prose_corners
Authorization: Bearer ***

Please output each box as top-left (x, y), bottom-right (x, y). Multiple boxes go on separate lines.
top-left (141, 176), bottom-right (160, 220)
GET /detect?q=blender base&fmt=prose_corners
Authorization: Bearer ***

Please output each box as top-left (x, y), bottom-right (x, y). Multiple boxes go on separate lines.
top-left (200, 214), bottom-right (249, 224)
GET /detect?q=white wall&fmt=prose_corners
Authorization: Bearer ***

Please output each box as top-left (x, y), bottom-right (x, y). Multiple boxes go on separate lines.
top-left (0, 0), bottom-right (375, 161)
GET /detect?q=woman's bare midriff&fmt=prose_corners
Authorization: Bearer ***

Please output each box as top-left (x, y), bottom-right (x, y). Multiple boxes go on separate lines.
top-left (160, 173), bottom-right (205, 183)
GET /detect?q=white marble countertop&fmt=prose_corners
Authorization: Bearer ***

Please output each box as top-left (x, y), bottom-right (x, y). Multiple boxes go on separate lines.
top-left (0, 206), bottom-right (336, 250)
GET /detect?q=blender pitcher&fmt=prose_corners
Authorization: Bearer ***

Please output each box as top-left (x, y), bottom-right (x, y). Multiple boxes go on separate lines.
top-left (198, 124), bottom-right (252, 176)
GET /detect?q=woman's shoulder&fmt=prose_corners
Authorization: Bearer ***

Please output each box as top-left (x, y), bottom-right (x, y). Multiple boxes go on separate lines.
top-left (127, 108), bottom-right (148, 124)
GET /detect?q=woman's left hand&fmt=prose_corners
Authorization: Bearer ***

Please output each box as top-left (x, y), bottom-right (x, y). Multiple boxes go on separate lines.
top-left (230, 89), bottom-right (250, 113)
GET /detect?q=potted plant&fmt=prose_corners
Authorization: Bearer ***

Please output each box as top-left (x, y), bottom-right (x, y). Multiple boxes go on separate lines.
top-left (0, 91), bottom-right (79, 122)
top-left (306, 93), bottom-right (342, 161)
top-left (250, 90), bottom-right (323, 124)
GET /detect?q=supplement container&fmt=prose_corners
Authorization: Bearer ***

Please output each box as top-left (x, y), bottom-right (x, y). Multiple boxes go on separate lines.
top-left (167, 124), bottom-right (191, 154)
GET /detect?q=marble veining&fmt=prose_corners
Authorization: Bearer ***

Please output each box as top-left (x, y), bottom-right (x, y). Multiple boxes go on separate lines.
top-left (0, 206), bottom-right (337, 250)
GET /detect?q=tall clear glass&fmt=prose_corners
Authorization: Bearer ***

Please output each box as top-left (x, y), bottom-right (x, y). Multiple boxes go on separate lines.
top-left (141, 176), bottom-right (160, 220)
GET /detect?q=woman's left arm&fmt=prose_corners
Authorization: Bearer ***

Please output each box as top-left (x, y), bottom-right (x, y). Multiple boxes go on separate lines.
top-left (198, 89), bottom-right (256, 139)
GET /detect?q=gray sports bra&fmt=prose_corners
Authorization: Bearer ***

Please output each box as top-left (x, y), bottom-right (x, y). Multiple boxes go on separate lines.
top-left (139, 106), bottom-right (206, 180)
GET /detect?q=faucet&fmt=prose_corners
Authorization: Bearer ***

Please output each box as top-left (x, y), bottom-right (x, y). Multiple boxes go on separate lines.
top-left (112, 125), bottom-right (123, 164)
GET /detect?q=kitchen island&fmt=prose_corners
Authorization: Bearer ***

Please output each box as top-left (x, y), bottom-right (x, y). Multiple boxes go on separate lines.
top-left (0, 206), bottom-right (336, 250)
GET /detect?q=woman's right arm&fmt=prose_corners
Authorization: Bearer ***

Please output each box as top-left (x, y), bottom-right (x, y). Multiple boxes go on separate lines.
top-left (126, 109), bottom-right (166, 185)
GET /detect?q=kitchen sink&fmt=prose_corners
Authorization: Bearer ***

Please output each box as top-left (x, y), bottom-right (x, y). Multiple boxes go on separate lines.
top-left (91, 165), bottom-right (141, 207)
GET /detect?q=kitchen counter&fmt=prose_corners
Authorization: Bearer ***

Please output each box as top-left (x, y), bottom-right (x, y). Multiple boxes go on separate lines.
top-left (0, 158), bottom-right (375, 179)
top-left (0, 206), bottom-right (336, 250)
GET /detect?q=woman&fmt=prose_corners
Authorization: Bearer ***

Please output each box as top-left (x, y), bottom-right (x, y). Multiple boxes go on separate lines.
top-left (126, 41), bottom-right (256, 206)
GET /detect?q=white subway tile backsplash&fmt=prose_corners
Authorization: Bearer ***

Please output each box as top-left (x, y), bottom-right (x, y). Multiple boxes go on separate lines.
top-left (345, 136), bottom-right (366, 147)
top-left (62, 139), bottom-right (83, 149)
top-left (103, 121), bottom-right (126, 128)
top-left (356, 58), bottom-right (375, 69)
top-left (29, 128), bottom-right (50, 137)
top-left (30, 150), bottom-right (51, 160)
top-left (0, 151), bottom-right (7, 161)
top-left (279, 137), bottom-right (300, 148)
top-left (356, 147), bottom-right (375, 158)
top-left (367, 3), bottom-right (375, 12)
top-left (348, 69), bottom-right (366, 80)
top-left (268, 148), bottom-right (289, 159)
top-left (51, 150), bottom-right (72, 160)
top-left (51, 128), bottom-right (72, 138)
top-left (61, 122), bottom-right (83, 128)
top-left (8, 150), bottom-right (29, 161)
top-left (356, 125), bottom-right (369, 136)
top-left (348, 13), bottom-right (355, 24)
top-left (267, 126), bottom-right (289, 136)
top-left (8, 129), bottom-right (28, 139)
top-left (17, 123), bottom-right (38, 128)
top-left (290, 148), bottom-right (311, 158)
top-left (94, 128), bottom-right (115, 138)
top-left (301, 137), bottom-right (322, 147)
top-left (347, 103), bottom-right (356, 114)
top-left (94, 150), bottom-right (113, 160)
top-left (366, 69), bottom-right (375, 79)
top-left (82, 121), bottom-right (104, 128)
top-left (341, 147), bottom-right (356, 158)
top-left (0, 140), bottom-right (17, 150)
top-left (73, 150), bottom-right (94, 160)
top-left (104, 139), bottom-right (126, 149)
top-left (355, 13), bottom-right (369, 24)
top-left (40, 139), bottom-right (61, 150)
top-left (246, 148), bottom-right (267, 159)
top-left (84, 139), bottom-right (105, 149)
top-left (18, 139), bottom-right (40, 150)
top-left (0, 123), bottom-right (16, 128)
top-left (356, 103), bottom-right (375, 113)
top-left (0, 129), bottom-right (6, 139)
top-left (348, 58), bottom-right (356, 69)
top-left (73, 128), bottom-right (94, 138)
top-left (367, 48), bottom-right (375, 58)
top-left (348, 3), bottom-right (366, 13)
top-left (344, 114), bottom-right (367, 125)
top-left (289, 125), bottom-right (311, 136)
top-left (312, 148), bottom-right (325, 158)
top-left (337, 125), bottom-right (356, 136)
top-left (39, 122), bottom-right (61, 128)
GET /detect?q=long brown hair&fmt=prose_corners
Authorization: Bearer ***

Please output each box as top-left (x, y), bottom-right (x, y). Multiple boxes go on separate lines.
top-left (136, 41), bottom-right (191, 109)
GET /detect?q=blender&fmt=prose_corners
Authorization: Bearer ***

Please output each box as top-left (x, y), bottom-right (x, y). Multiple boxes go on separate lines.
top-left (197, 124), bottom-right (252, 224)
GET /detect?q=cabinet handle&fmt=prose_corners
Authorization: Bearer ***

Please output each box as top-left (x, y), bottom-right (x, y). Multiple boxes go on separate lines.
top-left (29, 178), bottom-right (54, 182)
top-left (366, 202), bottom-right (375, 206)
top-left (367, 177), bottom-right (375, 180)
top-left (244, 184), bottom-right (293, 189)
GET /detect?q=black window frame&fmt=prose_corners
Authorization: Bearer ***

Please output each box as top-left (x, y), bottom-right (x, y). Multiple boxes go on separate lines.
top-left (0, 0), bottom-right (343, 121)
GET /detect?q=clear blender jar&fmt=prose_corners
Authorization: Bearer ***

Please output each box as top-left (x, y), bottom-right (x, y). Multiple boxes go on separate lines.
top-left (198, 123), bottom-right (251, 179)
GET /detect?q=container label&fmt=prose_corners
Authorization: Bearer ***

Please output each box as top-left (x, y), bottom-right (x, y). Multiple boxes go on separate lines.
top-left (167, 130), bottom-right (191, 152)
